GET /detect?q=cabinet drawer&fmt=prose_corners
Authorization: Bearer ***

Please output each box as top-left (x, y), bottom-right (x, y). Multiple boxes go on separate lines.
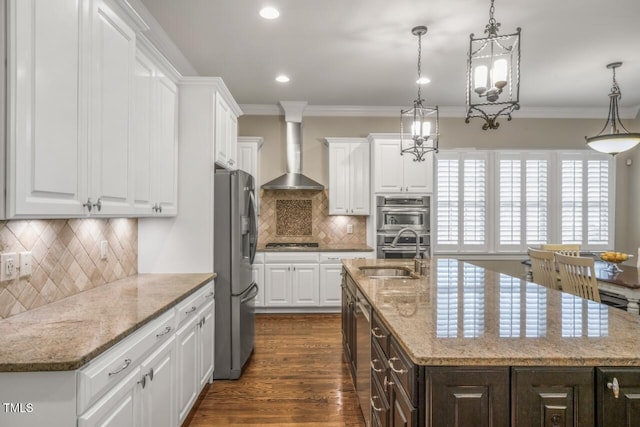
top-left (319, 252), bottom-right (373, 263)
top-left (371, 372), bottom-right (389, 427)
top-left (371, 340), bottom-right (388, 390)
top-left (264, 252), bottom-right (320, 263)
top-left (388, 338), bottom-right (418, 406)
top-left (176, 282), bottom-right (214, 328)
top-left (77, 309), bottom-right (175, 413)
top-left (371, 311), bottom-right (390, 357)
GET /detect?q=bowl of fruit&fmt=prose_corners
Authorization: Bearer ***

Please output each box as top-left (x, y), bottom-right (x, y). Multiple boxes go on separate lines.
top-left (599, 251), bottom-right (633, 273)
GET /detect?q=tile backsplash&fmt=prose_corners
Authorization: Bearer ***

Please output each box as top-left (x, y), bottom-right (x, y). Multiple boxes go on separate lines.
top-left (0, 218), bottom-right (137, 319)
top-left (259, 190), bottom-right (367, 245)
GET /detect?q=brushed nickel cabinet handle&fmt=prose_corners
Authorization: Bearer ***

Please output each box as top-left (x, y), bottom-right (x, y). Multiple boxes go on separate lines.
top-left (607, 377), bottom-right (620, 398)
top-left (388, 357), bottom-right (408, 374)
top-left (93, 198), bottom-right (102, 212)
top-left (83, 198), bottom-right (93, 212)
top-left (148, 368), bottom-right (154, 382)
top-left (156, 326), bottom-right (172, 338)
top-left (108, 358), bottom-right (132, 377)
top-left (371, 327), bottom-right (386, 339)
top-left (185, 306), bottom-right (197, 315)
top-left (370, 396), bottom-right (384, 412)
top-left (370, 359), bottom-right (383, 373)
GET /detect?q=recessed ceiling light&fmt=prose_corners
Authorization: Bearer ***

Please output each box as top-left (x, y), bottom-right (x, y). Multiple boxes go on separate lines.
top-left (275, 75), bottom-right (290, 83)
top-left (259, 6), bottom-right (280, 19)
top-left (416, 77), bottom-right (431, 85)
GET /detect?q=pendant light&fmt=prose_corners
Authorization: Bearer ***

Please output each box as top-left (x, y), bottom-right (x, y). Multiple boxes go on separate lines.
top-left (586, 62), bottom-right (640, 155)
top-left (400, 26), bottom-right (439, 162)
top-left (466, 0), bottom-right (521, 130)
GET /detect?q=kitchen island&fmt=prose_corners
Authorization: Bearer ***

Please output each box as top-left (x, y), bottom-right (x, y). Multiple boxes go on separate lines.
top-left (342, 258), bottom-right (640, 427)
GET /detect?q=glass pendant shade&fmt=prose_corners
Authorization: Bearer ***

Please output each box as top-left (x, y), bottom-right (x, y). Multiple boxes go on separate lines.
top-left (466, 0), bottom-right (521, 130)
top-left (586, 62), bottom-right (640, 155)
top-left (400, 25), bottom-right (439, 162)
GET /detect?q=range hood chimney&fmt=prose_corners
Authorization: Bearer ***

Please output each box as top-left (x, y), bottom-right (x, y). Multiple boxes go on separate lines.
top-left (261, 101), bottom-right (324, 191)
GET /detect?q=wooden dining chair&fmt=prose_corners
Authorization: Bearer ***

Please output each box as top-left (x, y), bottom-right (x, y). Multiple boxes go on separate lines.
top-left (528, 248), bottom-right (559, 290)
top-left (555, 253), bottom-right (601, 303)
top-left (541, 244), bottom-right (580, 257)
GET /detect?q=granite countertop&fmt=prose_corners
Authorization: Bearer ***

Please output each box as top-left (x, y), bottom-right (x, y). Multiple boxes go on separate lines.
top-left (0, 273), bottom-right (215, 372)
top-left (257, 243), bottom-right (374, 252)
top-left (343, 258), bottom-right (640, 367)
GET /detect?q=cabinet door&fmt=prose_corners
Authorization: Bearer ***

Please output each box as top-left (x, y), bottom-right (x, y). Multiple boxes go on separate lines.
top-left (390, 381), bottom-right (417, 427)
top-left (214, 93), bottom-right (231, 167)
top-left (237, 143), bottom-right (258, 179)
top-left (350, 142), bottom-right (371, 214)
top-left (227, 112), bottom-right (238, 169)
top-left (291, 264), bottom-right (319, 306)
top-left (78, 367), bottom-right (140, 427)
top-left (319, 264), bottom-right (343, 306)
top-left (89, 0), bottom-right (136, 215)
top-left (264, 264), bottom-right (292, 306)
top-left (132, 51), bottom-right (156, 215)
top-left (374, 140), bottom-right (403, 193)
top-left (426, 367), bottom-right (509, 427)
top-left (175, 317), bottom-right (199, 424)
top-left (252, 263), bottom-right (265, 307)
top-left (8, 0), bottom-right (86, 216)
top-left (329, 142), bottom-right (351, 215)
top-left (198, 301), bottom-right (215, 389)
top-left (153, 76), bottom-right (178, 216)
top-left (140, 336), bottom-right (176, 427)
top-left (403, 151), bottom-right (432, 193)
top-left (597, 367), bottom-right (640, 427)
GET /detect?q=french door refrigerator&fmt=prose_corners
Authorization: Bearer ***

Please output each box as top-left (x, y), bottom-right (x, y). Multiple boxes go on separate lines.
top-left (214, 169), bottom-right (259, 379)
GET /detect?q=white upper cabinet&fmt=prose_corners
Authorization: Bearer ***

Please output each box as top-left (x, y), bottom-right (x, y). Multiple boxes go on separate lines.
top-left (89, 0), bottom-right (136, 216)
top-left (371, 135), bottom-right (433, 194)
top-left (132, 49), bottom-right (178, 217)
top-left (5, 0), bottom-right (178, 218)
top-left (6, 0), bottom-right (86, 217)
top-left (326, 138), bottom-right (371, 215)
top-left (237, 137), bottom-right (264, 213)
top-left (214, 92), bottom-right (239, 170)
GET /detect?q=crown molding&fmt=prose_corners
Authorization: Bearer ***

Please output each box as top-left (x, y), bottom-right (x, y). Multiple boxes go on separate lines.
top-left (239, 103), bottom-right (640, 120)
top-left (179, 77), bottom-right (243, 116)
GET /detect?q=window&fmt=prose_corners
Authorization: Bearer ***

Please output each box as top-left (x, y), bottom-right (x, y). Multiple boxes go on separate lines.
top-left (435, 150), bottom-right (613, 253)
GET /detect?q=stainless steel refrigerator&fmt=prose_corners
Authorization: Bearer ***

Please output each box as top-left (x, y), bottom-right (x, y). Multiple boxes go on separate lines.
top-left (213, 169), bottom-right (259, 379)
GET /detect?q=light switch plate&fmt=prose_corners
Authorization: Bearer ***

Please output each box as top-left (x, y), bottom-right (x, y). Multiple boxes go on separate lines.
top-left (19, 252), bottom-right (32, 277)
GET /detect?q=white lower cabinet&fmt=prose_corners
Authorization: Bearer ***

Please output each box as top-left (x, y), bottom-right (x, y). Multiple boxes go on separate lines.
top-left (252, 253), bottom-right (265, 307)
top-left (176, 293), bottom-right (215, 425)
top-left (261, 252), bottom-right (373, 310)
top-left (140, 336), bottom-right (176, 427)
top-left (78, 367), bottom-right (141, 427)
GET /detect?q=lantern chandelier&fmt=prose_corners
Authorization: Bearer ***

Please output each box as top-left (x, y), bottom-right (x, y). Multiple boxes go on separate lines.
top-left (400, 25), bottom-right (439, 162)
top-left (586, 62), bottom-right (640, 155)
top-left (466, 0), bottom-right (521, 130)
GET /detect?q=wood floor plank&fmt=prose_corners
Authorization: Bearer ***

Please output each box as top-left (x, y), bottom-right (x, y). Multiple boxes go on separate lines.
top-left (184, 314), bottom-right (366, 427)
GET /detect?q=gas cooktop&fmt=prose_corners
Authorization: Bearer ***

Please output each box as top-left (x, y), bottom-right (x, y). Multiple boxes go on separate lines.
top-left (265, 242), bottom-right (319, 248)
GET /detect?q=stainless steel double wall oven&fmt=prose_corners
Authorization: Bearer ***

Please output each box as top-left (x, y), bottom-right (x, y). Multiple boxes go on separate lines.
top-left (376, 195), bottom-right (430, 259)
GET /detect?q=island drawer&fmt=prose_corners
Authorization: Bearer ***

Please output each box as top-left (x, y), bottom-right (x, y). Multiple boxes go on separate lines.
top-left (388, 337), bottom-right (418, 406)
top-left (371, 372), bottom-right (390, 427)
top-left (371, 311), bottom-right (390, 356)
top-left (371, 339), bottom-right (388, 388)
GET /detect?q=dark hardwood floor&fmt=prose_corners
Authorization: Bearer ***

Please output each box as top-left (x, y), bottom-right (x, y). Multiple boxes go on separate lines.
top-left (185, 314), bottom-right (366, 427)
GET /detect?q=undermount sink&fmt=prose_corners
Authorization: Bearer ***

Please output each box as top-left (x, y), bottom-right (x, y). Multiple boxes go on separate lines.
top-left (358, 266), bottom-right (416, 278)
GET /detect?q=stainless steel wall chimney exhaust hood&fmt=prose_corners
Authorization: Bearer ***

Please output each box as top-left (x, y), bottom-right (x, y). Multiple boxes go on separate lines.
top-left (261, 101), bottom-right (324, 191)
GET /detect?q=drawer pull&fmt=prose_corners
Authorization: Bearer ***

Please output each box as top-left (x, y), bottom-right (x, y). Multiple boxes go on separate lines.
top-left (205, 292), bottom-right (214, 299)
top-left (607, 377), bottom-right (620, 398)
top-left (185, 306), bottom-right (197, 315)
top-left (370, 359), bottom-right (383, 373)
top-left (384, 375), bottom-right (395, 388)
top-left (155, 326), bottom-right (172, 338)
top-left (108, 358), bottom-right (132, 377)
top-left (371, 327), bottom-right (386, 339)
top-left (388, 357), bottom-right (408, 374)
top-left (370, 396), bottom-right (384, 412)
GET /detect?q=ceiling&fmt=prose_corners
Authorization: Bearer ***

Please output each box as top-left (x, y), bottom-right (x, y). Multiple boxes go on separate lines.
top-left (139, 0), bottom-right (640, 117)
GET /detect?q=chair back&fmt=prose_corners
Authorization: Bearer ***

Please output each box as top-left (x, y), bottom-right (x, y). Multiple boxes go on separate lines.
top-left (528, 248), bottom-right (559, 290)
top-left (555, 253), bottom-right (601, 303)
top-left (541, 244), bottom-right (580, 257)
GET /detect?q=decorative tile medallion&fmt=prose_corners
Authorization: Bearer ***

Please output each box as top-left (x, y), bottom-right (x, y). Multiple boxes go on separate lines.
top-left (276, 199), bottom-right (313, 236)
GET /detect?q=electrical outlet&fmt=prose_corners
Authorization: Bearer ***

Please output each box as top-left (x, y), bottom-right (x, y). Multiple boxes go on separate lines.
top-left (100, 241), bottom-right (108, 260)
top-left (1, 253), bottom-right (18, 281)
top-left (19, 252), bottom-right (32, 277)
top-left (347, 224), bottom-right (354, 234)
